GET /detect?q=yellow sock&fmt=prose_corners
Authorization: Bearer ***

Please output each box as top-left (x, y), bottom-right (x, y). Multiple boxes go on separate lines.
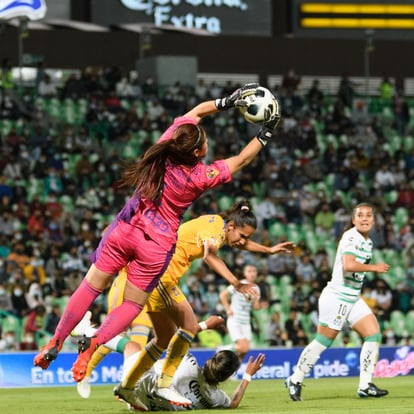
top-left (129, 325), bottom-right (151, 351)
top-left (157, 329), bottom-right (195, 388)
top-left (123, 340), bottom-right (164, 389)
top-left (86, 345), bottom-right (111, 377)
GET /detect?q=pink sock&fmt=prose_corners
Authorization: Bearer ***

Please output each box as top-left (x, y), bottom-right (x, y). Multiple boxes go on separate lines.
top-left (94, 300), bottom-right (143, 345)
top-left (54, 279), bottom-right (102, 341)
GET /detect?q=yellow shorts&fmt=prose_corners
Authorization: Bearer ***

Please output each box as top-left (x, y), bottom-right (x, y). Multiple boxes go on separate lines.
top-left (145, 273), bottom-right (186, 313)
top-left (107, 269), bottom-right (152, 329)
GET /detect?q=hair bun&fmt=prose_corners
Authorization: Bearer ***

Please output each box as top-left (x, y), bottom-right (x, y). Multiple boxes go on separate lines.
top-left (241, 205), bottom-right (249, 211)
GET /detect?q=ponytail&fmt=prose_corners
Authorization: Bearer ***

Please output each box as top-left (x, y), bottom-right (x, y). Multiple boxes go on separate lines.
top-left (220, 199), bottom-right (257, 230)
top-left (119, 123), bottom-right (206, 201)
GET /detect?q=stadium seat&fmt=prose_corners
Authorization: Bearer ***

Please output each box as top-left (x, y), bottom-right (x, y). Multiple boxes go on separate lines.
top-left (252, 181), bottom-right (266, 199)
top-left (217, 195), bottom-right (234, 211)
top-left (59, 194), bottom-right (75, 213)
top-left (0, 119), bottom-right (13, 136)
top-left (133, 100), bottom-right (146, 118)
top-left (267, 221), bottom-right (286, 239)
top-left (252, 308), bottom-right (271, 345)
top-left (286, 223), bottom-right (303, 244)
top-left (389, 310), bottom-right (406, 337)
top-left (394, 207), bottom-right (409, 231)
top-left (382, 249), bottom-right (401, 268)
top-left (299, 312), bottom-right (314, 338)
top-left (0, 311), bottom-right (22, 343)
top-left (404, 311), bottom-right (414, 332)
top-left (384, 190), bottom-right (398, 205)
top-left (46, 98), bottom-right (61, 120)
top-left (380, 106), bottom-right (394, 126)
top-left (151, 129), bottom-right (162, 144)
top-left (403, 135), bottom-right (414, 153)
top-left (121, 143), bottom-right (138, 159)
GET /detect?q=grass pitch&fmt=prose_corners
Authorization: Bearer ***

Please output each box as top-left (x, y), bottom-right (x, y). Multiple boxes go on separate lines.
top-left (0, 376), bottom-right (411, 414)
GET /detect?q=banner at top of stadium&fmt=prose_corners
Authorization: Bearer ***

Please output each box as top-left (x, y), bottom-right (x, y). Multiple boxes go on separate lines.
top-left (90, 0), bottom-right (272, 36)
top-left (0, 0), bottom-right (47, 21)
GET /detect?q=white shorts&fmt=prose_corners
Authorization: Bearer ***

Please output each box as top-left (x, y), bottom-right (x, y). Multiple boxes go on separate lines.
top-left (318, 285), bottom-right (372, 330)
top-left (226, 317), bottom-right (252, 342)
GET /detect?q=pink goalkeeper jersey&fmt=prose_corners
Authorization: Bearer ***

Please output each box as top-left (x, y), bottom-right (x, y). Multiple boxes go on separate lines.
top-left (117, 115), bottom-right (232, 250)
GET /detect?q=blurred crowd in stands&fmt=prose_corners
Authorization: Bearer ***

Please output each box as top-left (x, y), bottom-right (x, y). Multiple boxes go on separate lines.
top-left (0, 64), bottom-right (413, 352)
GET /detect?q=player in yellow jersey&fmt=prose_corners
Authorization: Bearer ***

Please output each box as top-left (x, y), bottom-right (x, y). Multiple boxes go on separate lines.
top-left (114, 199), bottom-right (295, 410)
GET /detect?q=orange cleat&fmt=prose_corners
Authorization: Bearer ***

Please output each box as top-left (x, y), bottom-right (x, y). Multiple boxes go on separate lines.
top-left (72, 336), bottom-right (99, 382)
top-left (34, 338), bottom-right (62, 369)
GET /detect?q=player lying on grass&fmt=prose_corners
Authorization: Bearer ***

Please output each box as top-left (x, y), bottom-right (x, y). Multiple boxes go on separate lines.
top-left (132, 351), bottom-right (265, 411)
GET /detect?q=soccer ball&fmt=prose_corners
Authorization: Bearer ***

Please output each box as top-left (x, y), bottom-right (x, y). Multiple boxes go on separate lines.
top-left (239, 86), bottom-right (278, 124)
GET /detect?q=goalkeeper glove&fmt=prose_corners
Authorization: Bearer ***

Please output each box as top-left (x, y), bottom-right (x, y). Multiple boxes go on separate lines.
top-left (215, 82), bottom-right (259, 111)
top-left (256, 96), bottom-right (281, 147)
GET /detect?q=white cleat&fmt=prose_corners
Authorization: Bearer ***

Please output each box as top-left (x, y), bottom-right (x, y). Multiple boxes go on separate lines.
top-left (71, 311), bottom-right (96, 337)
top-left (77, 377), bottom-right (91, 399)
top-left (114, 385), bottom-right (148, 411)
top-left (155, 386), bottom-right (192, 406)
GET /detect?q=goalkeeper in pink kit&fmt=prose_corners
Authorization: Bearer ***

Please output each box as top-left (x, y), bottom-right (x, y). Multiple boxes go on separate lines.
top-left (34, 84), bottom-right (281, 388)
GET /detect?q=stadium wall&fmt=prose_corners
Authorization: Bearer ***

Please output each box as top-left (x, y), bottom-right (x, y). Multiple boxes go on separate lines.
top-left (1, 27), bottom-right (413, 82)
top-left (1, 0), bottom-right (414, 82)
top-left (1, 346), bottom-right (413, 388)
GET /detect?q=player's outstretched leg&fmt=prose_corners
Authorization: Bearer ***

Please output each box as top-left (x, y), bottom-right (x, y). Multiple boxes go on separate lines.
top-left (72, 336), bottom-right (99, 382)
top-left (34, 338), bottom-right (63, 369)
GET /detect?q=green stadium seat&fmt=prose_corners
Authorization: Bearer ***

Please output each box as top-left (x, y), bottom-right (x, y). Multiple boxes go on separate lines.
top-left (0, 119), bottom-right (13, 135)
top-left (394, 207), bottom-right (409, 231)
top-left (217, 195), bottom-right (234, 211)
top-left (389, 310), bottom-right (406, 337)
top-left (403, 135), bottom-right (413, 153)
top-left (252, 308), bottom-right (271, 344)
top-left (59, 194), bottom-right (75, 213)
top-left (133, 100), bottom-right (146, 118)
top-left (267, 221), bottom-right (286, 239)
top-left (121, 143), bottom-right (138, 159)
top-left (286, 223), bottom-right (303, 244)
top-left (380, 106), bottom-right (394, 126)
top-left (252, 182), bottom-right (266, 199)
top-left (46, 98), bottom-right (61, 120)
top-left (299, 312), bottom-right (314, 338)
top-left (404, 311), bottom-right (414, 332)
top-left (384, 190), bottom-right (398, 205)
top-left (0, 311), bottom-right (22, 342)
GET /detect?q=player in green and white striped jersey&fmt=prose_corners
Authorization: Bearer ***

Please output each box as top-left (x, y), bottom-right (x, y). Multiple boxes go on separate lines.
top-left (286, 203), bottom-right (391, 401)
top-left (219, 264), bottom-right (261, 361)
